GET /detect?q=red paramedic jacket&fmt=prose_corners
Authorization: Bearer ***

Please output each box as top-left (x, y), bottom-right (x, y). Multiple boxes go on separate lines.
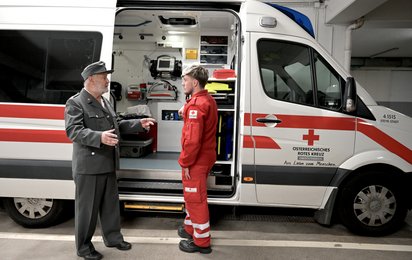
top-left (178, 89), bottom-right (218, 168)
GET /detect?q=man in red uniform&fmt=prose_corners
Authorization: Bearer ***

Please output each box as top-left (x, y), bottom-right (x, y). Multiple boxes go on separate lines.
top-left (177, 65), bottom-right (217, 254)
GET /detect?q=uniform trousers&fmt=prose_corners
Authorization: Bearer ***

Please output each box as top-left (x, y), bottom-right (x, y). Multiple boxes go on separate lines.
top-left (74, 172), bottom-right (123, 255)
top-left (182, 164), bottom-right (213, 248)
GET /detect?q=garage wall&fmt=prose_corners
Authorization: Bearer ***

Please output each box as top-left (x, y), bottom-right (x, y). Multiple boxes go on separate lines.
top-left (352, 69), bottom-right (412, 117)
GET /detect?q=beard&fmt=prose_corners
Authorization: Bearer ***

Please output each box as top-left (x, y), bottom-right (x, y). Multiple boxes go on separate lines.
top-left (98, 84), bottom-right (109, 95)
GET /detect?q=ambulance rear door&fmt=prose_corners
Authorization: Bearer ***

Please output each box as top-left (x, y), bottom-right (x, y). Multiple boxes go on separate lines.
top-left (243, 2), bottom-right (356, 207)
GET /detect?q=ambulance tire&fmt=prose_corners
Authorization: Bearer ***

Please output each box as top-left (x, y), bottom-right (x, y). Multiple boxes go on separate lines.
top-left (337, 171), bottom-right (407, 236)
top-left (3, 197), bottom-right (67, 228)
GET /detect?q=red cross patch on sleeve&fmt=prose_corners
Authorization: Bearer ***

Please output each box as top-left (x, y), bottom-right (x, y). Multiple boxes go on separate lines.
top-left (189, 110), bottom-right (198, 119)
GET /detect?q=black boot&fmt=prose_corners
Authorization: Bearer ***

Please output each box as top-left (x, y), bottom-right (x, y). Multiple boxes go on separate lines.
top-left (178, 225), bottom-right (192, 239)
top-left (77, 250), bottom-right (103, 260)
top-left (179, 239), bottom-right (212, 254)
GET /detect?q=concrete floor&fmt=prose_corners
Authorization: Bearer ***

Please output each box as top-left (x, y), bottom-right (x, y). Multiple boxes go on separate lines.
top-left (0, 206), bottom-right (411, 259)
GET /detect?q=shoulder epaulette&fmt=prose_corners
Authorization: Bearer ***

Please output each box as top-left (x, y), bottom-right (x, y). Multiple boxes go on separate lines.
top-left (69, 92), bottom-right (80, 100)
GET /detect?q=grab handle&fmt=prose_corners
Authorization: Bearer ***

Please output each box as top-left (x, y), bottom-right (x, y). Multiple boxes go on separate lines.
top-left (256, 118), bottom-right (282, 124)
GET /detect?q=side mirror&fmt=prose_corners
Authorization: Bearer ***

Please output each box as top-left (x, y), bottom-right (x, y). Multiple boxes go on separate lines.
top-left (343, 77), bottom-right (357, 113)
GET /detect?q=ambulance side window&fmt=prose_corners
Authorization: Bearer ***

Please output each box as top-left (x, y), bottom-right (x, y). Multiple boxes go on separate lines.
top-left (0, 30), bottom-right (102, 105)
top-left (258, 40), bottom-right (313, 105)
top-left (313, 52), bottom-right (342, 110)
top-left (257, 39), bottom-right (343, 111)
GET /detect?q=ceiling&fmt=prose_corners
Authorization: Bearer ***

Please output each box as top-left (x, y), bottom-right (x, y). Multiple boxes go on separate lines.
top-left (326, 0), bottom-right (412, 58)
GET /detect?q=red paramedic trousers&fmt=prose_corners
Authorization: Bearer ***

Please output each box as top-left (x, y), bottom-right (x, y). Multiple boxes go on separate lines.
top-left (182, 164), bottom-right (212, 247)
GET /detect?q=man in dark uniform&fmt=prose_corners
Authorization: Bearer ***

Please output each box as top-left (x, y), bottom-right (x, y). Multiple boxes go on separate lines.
top-left (65, 61), bottom-right (155, 260)
top-left (177, 65), bottom-right (218, 254)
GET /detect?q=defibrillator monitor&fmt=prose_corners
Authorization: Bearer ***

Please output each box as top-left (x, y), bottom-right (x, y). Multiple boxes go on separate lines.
top-left (156, 56), bottom-right (175, 72)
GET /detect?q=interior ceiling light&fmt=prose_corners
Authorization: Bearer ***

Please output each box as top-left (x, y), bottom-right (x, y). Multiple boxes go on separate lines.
top-left (167, 31), bottom-right (188, 35)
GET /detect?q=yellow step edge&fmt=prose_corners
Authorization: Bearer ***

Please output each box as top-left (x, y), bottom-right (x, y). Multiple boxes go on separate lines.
top-left (124, 203), bottom-right (184, 211)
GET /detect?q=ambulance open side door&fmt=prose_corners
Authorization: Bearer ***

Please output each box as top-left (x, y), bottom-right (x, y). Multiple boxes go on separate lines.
top-left (248, 31), bottom-right (356, 207)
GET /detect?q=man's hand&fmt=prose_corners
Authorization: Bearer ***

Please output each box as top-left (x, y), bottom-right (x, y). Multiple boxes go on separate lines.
top-left (101, 129), bottom-right (118, 146)
top-left (178, 105), bottom-right (184, 117)
top-left (183, 167), bottom-right (191, 180)
top-left (140, 118), bottom-right (156, 131)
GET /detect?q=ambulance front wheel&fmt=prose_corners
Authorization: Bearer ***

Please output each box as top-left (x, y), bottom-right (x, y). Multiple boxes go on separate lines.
top-left (3, 197), bottom-right (68, 228)
top-left (337, 170), bottom-right (407, 236)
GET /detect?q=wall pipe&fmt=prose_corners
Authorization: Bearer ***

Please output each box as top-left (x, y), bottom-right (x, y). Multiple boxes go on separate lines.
top-left (344, 17), bottom-right (365, 72)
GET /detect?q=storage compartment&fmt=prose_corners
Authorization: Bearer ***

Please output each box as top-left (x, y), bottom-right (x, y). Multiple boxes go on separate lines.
top-left (120, 138), bottom-right (153, 158)
top-left (200, 35), bottom-right (228, 65)
top-left (201, 36), bottom-right (228, 45)
top-left (206, 81), bottom-right (235, 108)
top-left (162, 110), bottom-right (182, 121)
top-left (210, 164), bottom-right (232, 186)
top-left (200, 45), bottom-right (227, 55)
top-left (210, 164), bottom-right (231, 176)
top-left (216, 111), bottom-right (234, 161)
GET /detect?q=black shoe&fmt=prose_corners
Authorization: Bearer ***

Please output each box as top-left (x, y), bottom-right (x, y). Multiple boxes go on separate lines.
top-left (78, 250), bottom-right (103, 260)
top-left (179, 239), bottom-right (212, 254)
top-left (178, 225), bottom-right (192, 239)
top-left (107, 241), bottom-right (132, 251)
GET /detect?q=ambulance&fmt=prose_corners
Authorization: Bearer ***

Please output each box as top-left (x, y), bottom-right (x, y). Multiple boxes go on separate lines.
top-left (0, 0), bottom-right (411, 236)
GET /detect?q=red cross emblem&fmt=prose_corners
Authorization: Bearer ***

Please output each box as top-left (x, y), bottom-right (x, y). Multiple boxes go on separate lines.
top-left (303, 129), bottom-right (319, 146)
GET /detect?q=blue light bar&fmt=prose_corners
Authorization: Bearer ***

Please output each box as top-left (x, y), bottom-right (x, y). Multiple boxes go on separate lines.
top-left (267, 3), bottom-right (315, 38)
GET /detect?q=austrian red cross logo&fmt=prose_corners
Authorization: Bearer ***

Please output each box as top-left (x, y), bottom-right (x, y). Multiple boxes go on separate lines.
top-left (303, 129), bottom-right (319, 146)
top-left (188, 110), bottom-right (197, 119)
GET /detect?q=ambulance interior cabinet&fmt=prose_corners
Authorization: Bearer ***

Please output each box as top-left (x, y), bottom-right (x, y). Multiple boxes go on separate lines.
top-left (216, 111), bottom-right (234, 161)
top-left (210, 164), bottom-right (232, 186)
top-left (120, 139), bottom-right (153, 158)
top-left (208, 77), bottom-right (235, 163)
top-left (206, 79), bottom-right (235, 109)
top-left (200, 35), bottom-right (228, 65)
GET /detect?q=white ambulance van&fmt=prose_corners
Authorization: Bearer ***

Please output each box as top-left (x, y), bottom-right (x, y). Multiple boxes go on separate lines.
top-left (0, 0), bottom-right (411, 236)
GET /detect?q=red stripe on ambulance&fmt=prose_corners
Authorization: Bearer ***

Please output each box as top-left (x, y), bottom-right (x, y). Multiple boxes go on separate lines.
top-left (244, 113), bottom-right (355, 130)
top-left (357, 119), bottom-right (412, 164)
top-left (0, 129), bottom-right (71, 143)
top-left (0, 104), bottom-right (65, 120)
top-left (243, 113), bottom-right (412, 164)
top-left (243, 135), bottom-right (281, 149)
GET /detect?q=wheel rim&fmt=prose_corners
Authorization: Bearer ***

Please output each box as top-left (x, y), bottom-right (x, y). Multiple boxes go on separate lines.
top-left (13, 198), bottom-right (54, 219)
top-left (353, 185), bottom-right (397, 227)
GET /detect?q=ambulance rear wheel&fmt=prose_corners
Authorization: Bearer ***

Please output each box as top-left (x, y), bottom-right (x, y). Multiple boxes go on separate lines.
top-left (337, 171), bottom-right (407, 236)
top-left (3, 197), bottom-right (66, 228)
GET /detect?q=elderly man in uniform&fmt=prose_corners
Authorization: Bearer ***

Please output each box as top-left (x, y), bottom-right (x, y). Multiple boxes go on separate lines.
top-left (177, 65), bottom-right (218, 254)
top-left (65, 61), bottom-right (155, 260)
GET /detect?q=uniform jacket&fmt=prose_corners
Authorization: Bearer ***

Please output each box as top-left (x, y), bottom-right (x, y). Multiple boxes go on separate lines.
top-left (65, 88), bottom-right (144, 175)
top-left (178, 89), bottom-right (218, 168)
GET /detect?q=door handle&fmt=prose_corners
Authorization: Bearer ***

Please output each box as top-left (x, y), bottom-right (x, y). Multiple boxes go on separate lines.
top-left (256, 118), bottom-right (282, 123)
